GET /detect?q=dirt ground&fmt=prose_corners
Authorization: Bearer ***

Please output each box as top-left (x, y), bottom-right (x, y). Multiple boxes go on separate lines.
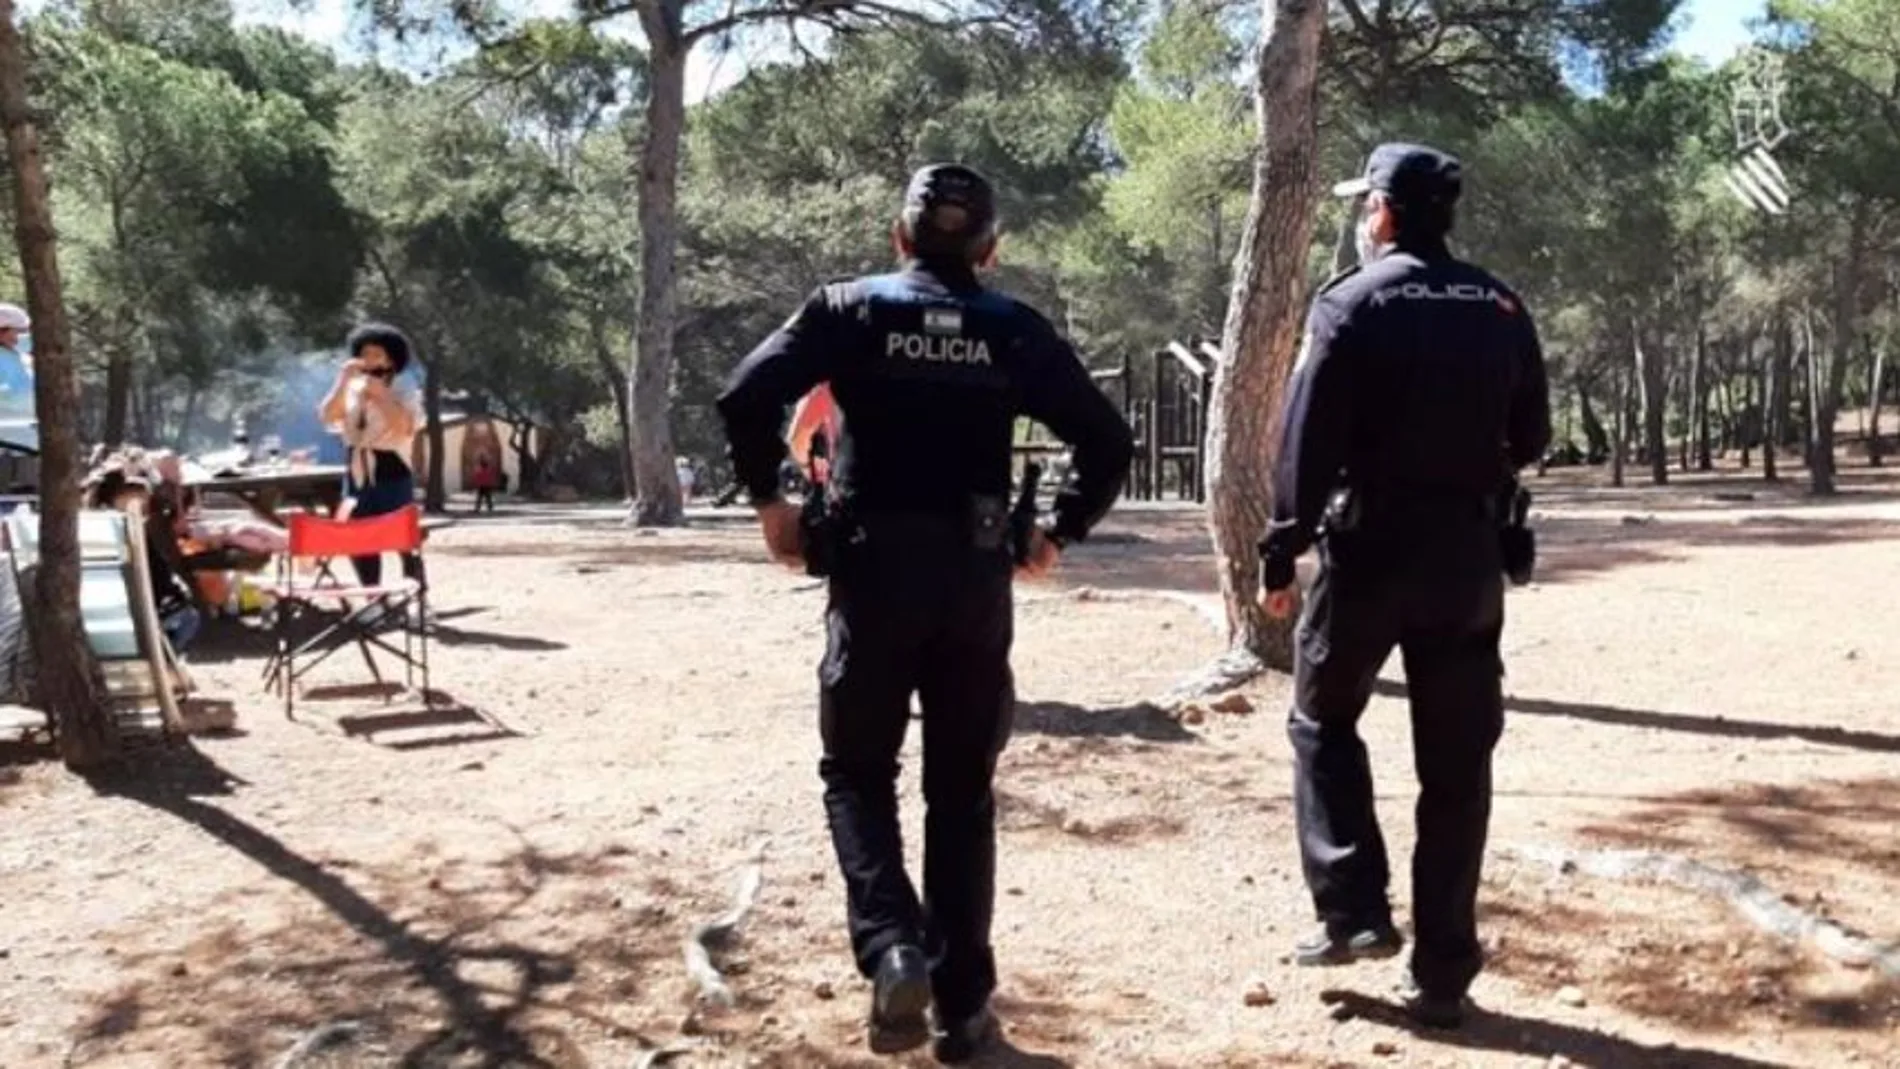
top-left (2, 460), bottom-right (1898, 1068)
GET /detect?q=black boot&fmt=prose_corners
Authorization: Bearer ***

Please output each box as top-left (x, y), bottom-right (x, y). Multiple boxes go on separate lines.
top-left (1398, 972), bottom-right (1469, 1030)
top-left (867, 944), bottom-right (931, 1052)
top-left (931, 1002), bottom-right (999, 1064)
top-left (1293, 921), bottom-right (1404, 966)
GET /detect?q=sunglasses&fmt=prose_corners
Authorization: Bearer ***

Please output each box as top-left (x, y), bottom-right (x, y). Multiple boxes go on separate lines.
top-left (364, 366), bottom-right (396, 379)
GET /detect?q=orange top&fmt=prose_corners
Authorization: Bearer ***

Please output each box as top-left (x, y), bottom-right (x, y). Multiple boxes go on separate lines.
top-left (786, 384), bottom-right (841, 479)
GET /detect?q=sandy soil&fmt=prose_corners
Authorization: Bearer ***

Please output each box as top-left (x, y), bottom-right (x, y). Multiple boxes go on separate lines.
top-left (2, 461), bottom-right (1897, 1069)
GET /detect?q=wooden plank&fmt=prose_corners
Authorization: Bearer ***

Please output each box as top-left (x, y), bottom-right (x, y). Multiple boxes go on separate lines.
top-left (120, 501), bottom-right (185, 738)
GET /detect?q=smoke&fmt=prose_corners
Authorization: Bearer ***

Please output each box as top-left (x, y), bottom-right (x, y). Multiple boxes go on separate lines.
top-left (233, 349), bottom-right (424, 464)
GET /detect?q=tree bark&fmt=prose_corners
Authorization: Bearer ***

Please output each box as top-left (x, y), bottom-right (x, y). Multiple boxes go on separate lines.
top-left (423, 350), bottom-right (446, 513)
top-left (0, 0), bottom-right (114, 768)
top-left (1694, 325), bottom-right (1713, 470)
top-left (590, 312), bottom-right (636, 501)
top-left (1811, 200), bottom-right (1869, 493)
top-left (1201, 0), bottom-right (1327, 674)
top-left (1633, 319), bottom-right (1666, 484)
top-left (1869, 335), bottom-right (1886, 466)
top-left (1611, 356), bottom-right (1628, 488)
top-left (1577, 375), bottom-right (1608, 462)
top-left (627, 1), bottom-right (687, 527)
top-left (1755, 315), bottom-right (1770, 482)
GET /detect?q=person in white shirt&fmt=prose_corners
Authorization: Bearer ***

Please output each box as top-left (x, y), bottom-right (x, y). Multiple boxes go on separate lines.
top-left (0, 302), bottom-right (32, 421)
top-left (318, 323), bottom-right (425, 592)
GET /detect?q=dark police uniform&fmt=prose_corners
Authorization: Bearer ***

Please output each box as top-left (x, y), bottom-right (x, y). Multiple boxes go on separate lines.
top-left (715, 164), bottom-right (1133, 1057)
top-left (1259, 143), bottom-right (1551, 1016)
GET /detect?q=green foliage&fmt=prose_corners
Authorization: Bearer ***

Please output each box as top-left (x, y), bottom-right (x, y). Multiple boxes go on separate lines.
top-left (12, 0), bottom-right (1897, 493)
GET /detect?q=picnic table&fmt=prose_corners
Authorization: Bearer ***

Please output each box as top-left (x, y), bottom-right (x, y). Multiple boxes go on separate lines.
top-left (185, 464), bottom-right (346, 528)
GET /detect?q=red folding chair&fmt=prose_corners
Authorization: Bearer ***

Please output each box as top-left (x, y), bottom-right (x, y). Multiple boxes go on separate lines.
top-left (263, 504), bottom-right (431, 719)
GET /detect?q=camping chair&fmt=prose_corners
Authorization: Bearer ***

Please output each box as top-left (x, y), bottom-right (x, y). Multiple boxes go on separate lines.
top-left (264, 504), bottom-right (430, 719)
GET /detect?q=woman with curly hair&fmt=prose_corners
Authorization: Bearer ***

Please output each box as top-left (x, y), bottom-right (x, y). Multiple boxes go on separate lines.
top-left (318, 322), bottom-right (425, 594)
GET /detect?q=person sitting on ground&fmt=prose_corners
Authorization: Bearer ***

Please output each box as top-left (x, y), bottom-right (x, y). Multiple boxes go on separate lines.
top-left (84, 460), bottom-right (202, 656)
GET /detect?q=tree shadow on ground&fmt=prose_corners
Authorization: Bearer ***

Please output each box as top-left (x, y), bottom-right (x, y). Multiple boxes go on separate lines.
top-left (1576, 778), bottom-right (1900, 862)
top-left (1525, 463), bottom-right (1900, 514)
top-left (1568, 777), bottom-right (1900, 960)
top-left (429, 536), bottom-right (764, 570)
top-left (1320, 988), bottom-right (1794, 1067)
top-left (995, 785), bottom-right (1186, 845)
top-left (1013, 701), bottom-right (1198, 744)
top-left (1035, 494), bottom-right (1900, 597)
top-left (78, 744), bottom-right (674, 1067)
top-left (1370, 679), bottom-right (1900, 755)
top-left (1530, 513), bottom-right (1900, 584)
top-left (1474, 875), bottom-right (1900, 1040)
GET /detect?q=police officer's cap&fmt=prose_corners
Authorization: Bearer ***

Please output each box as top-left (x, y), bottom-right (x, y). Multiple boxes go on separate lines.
top-left (1331, 142), bottom-right (1463, 209)
top-left (902, 163), bottom-right (998, 246)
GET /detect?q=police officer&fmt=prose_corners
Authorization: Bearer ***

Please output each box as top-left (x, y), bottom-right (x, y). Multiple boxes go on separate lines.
top-left (715, 163), bottom-right (1133, 1062)
top-left (1255, 143), bottom-right (1551, 1028)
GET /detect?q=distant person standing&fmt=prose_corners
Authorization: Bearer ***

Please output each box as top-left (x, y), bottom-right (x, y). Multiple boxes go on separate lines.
top-left (318, 323), bottom-right (426, 598)
top-left (0, 302), bottom-right (32, 421)
top-left (471, 454), bottom-right (500, 514)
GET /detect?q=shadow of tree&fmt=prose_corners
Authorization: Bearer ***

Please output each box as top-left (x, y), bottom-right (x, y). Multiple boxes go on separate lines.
top-left (1371, 679), bottom-right (1900, 754)
top-left (79, 745), bottom-right (673, 1067)
top-left (1475, 869), bottom-right (1900, 1038)
top-left (1531, 513), bottom-right (1900, 584)
top-left (1013, 701), bottom-right (1198, 744)
top-left (995, 786), bottom-right (1186, 845)
top-left (1320, 988), bottom-right (1793, 1067)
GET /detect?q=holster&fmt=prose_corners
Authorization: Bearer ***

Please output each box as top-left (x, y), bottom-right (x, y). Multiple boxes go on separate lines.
top-left (800, 489), bottom-right (838, 578)
top-left (1008, 462), bottom-right (1045, 565)
top-left (1498, 481), bottom-right (1535, 586)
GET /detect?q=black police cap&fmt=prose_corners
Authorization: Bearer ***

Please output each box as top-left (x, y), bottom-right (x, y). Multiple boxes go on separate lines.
top-left (1331, 142), bottom-right (1463, 208)
top-left (902, 163), bottom-right (998, 242)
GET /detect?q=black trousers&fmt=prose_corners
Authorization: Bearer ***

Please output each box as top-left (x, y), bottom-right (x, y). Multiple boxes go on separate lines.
top-left (1289, 529), bottom-right (1506, 998)
top-left (818, 515), bottom-right (1015, 1021)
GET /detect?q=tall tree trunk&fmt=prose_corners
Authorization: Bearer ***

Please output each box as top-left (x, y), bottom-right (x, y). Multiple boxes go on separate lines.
top-left (180, 382), bottom-right (200, 451)
top-left (103, 348), bottom-right (130, 446)
top-left (1803, 307), bottom-right (1830, 492)
top-left (1202, 0), bottom-right (1327, 675)
top-left (1633, 319), bottom-right (1667, 484)
top-left (627, 1), bottom-right (686, 527)
top-left (1764, 316), bottom-right (1784, 482)
top-left (1811, 200), bottom-right (1869, 493)
top-left (1611, 357), bottom-right (1628, 488)
top-left (0, 0), bottom-right (113, 768)
top-left (590, 313), bottom-right (636, 501)
top-left (423, 350), bottom-right (446, 513)
top-left (1694, 325), bottom-right (1713, 470)
top-left (1577, 375), bottom-right (1608, 462)
top-left (1869, 336), bottom-right (1886, 467)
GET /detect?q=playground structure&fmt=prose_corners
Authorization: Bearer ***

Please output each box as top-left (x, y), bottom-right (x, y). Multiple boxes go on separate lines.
top-left (1024, 338), bottom-right (1215, 503)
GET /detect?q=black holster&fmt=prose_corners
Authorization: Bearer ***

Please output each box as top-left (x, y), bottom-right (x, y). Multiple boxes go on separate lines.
top-left (1498, 480), bottom-right (1535, 586)
top-left (801, 488), bottom-right (839, 578)
top-left (1008, 462), bottom-right (1045, 565)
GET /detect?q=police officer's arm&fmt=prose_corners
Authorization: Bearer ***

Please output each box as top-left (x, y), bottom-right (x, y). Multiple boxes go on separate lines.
top-left (1506, 303), bottom-right (1553, 470)
top-left (1259, 297), bottom-right (1355, 585)
top-left (1018, 314), bottom-right (1134, 543)
top-left (714, 288), bottom-right (843, 504)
